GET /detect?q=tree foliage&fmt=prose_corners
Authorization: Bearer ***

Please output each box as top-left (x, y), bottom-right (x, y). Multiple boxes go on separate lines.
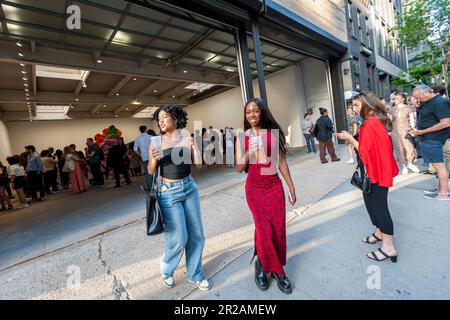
top-left (394, 0), bottom-right (450, 94)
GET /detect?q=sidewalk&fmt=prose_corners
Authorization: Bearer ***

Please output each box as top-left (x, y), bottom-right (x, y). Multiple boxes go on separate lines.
top-left (1, 147), bottom-right (448, 299)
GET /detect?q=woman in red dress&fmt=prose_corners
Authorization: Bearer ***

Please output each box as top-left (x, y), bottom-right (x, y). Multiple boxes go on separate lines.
top-left (235, 98), bottom-right (297, 294)
top-left (336, 92), bottom-right (399, 263)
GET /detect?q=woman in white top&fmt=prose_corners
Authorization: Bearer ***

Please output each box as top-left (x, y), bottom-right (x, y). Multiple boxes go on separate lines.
top-left (6, 155), bottom-right (29, 209)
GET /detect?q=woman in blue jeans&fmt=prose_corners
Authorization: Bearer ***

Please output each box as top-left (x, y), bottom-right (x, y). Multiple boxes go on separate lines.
top-left (148, 105), bottom-right (210, 291)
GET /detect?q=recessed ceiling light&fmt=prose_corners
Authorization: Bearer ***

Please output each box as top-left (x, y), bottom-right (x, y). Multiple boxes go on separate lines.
top-left (75, 98), bottom-right (79, 101)
top-left (21, 70), bottom-right (27, 74)
top-left (70, 106), bottom-right (74, 109)
top-left (26, 93), bottom-right (30, 97)
top-left (25, 88), bottom-right (29, 92)
top-left (26, 97), bottom-right (30, 100)
top-left (24, 83), bottom-right (29, 87)
top-left (103, 104), bottom-right (106, 108)
top-left (115, 93), bottom-right (119, 96)
top-left (22, 77), bottom-right (28, 81)
top-left (16, 41), bottom-right (22, 47)
top-left (172, 95), bottom-right (176, 98)
top-left (20, 63), bottom-right (25, 67)
top-left (126, 107), bottom-right (129, 110)
top-left (97, 59), bottom-right (102, 63)
top-left (183, 70), bottom-right (187, 74)
top-left (153, 90), bottom-right (158, 93)
top-left (18, 52), bottom-right (24, 57)
top-left (133, 77), bottom-right (137, 81)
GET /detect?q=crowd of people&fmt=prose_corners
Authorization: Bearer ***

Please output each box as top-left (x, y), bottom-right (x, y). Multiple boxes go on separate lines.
top-left (0, 131), bottom-right (157, 211)
top-left (302, 84), bottom-right (449, 186)
top-left (147, 85), bottom-right (448, 295)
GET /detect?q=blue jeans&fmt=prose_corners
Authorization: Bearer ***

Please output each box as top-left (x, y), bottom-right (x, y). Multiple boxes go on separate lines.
top-left (143, 160), bottom-right (152, 191)
top-left (158, 176), bottom-right (205, 281)
top-left (303, 133), bottom-right (316, 153)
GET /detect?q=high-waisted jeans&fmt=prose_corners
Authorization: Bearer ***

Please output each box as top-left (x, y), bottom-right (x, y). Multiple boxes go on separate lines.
top-left (158, 175), bottom-right (205, 281)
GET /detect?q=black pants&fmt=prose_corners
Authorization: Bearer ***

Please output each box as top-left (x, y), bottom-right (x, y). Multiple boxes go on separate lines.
top-left (59, 169), bottom-right (69, 188)
top-left (113, 165), bottom-right (130, 186)
top-left (363, 183), bottom-right (394, 235)
top-left (43, 170), bottom-right (58, 192)
top-left (5, 183), bottom-right (12, 198)
top-left (90, 162), bottom-right (104, 186)
top-left (28, 171), bottom-right (45, 199)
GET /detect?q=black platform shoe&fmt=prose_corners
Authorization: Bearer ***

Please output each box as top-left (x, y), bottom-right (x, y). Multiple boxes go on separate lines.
top-left (254, 258), bottom-right (269, 291)
top-left (271, 273), bottom-right (292, 294)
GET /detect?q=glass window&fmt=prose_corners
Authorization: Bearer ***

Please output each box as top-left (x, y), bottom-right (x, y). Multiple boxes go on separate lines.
top-left (365, 16), bottom-right (372, 48)
top-left (357, 10), bottom-right (364, 42)
top-left (348, 1), bottom-right (355, 37)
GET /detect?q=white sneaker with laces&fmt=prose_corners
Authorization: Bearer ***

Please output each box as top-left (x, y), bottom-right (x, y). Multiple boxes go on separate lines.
top-left (346, 158), bottom-right (355, 164)
top-left (162, 275), bottom-right (174, 288)
top-left (401, 166), bottom-right (409, 175)
top-left (423, 193), bottom-right (450, 201)
top-left (423, 188), bottom-right (438, 194)
top-left (407, 163), bottom-right (420, 173)
top-left (188, 278), bottom-right (211, 291)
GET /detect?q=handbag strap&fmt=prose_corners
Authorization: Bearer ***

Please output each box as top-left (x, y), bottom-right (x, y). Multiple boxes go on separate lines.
top-left (150, 160), bottom-right (161, 198)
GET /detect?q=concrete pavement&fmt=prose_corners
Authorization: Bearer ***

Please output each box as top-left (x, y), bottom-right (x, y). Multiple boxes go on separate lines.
top-left (0, 146), bottom-right (448, 299)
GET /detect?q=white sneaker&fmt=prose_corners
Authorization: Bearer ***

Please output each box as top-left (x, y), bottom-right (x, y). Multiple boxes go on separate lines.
top-left (21, 203), bottom-right (29, 209)
top-left (401, 166), bottom-right (409, 175)
top-left (407, 163), bottom-right (420, 173)
top-left (162, 275), bottom-right (174, 288)
top-left (188, 278), bottom-right (211, 291)
top-left (346, 158), bottom-right (355, 164)
top-left (423, 193), bottom-right (450, 201)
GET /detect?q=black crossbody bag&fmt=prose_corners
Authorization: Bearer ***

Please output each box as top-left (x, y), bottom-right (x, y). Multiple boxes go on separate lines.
top-left (351, 162), bottom-right (372, 194)
top-left (141, 162), bottom-right (164, 236)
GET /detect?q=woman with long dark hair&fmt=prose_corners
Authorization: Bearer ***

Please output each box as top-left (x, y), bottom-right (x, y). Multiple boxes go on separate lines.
top-left (235, 98), bottom-right (297, 294)
top-left (335, 92), bottom-right (399, 263)
top-left (148, 105), bottom-right (210, 291)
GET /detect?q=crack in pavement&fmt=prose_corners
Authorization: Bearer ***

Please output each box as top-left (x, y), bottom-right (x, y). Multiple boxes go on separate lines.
top-left (97, 236), bottom-right (131, 300)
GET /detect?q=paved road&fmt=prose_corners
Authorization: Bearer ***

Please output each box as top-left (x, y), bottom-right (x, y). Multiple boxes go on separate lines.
top-left (1, 146), bottom-right (448, 299)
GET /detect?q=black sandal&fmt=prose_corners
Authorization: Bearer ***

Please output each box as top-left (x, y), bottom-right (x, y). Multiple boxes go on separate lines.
top-left (362, 233), bottom-right (382, 244)
top-left (367, 248), bottom-right (398, 263)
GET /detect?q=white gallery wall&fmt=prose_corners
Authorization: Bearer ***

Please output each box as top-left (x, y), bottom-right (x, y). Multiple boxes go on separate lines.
top-left (0, 120), bottom-right (12, 164)
top-left (185, 58), bottom-right (332, 148)
top-left (6, 118), bottom-right (158, 155)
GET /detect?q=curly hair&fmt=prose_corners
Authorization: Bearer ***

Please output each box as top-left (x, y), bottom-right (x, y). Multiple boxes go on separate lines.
top-left (153, 105), bottom-right (188, 130)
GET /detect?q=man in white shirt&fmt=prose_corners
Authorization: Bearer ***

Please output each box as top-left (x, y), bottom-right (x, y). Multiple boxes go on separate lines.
top-left (134, 125), bottom-right (153, 191)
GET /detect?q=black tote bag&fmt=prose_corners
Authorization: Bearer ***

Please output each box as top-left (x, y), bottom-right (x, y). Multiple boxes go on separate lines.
top-left (141, 162), bottom-right (164, 236)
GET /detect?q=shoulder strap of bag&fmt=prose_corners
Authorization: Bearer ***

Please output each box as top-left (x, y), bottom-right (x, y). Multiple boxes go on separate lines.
top-left (150, 160), bottom-right (161, 198)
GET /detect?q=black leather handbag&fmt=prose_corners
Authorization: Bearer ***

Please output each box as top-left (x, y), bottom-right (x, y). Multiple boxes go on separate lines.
top-left (351, 163), bottom-right (372, 194)
top-left (141, 162), bottom-right (164, 236)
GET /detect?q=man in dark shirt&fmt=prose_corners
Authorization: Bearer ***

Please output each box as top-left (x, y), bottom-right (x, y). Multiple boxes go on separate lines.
top-left (86, 138), bottom-right (104, 187)
top-left (411, 85), bottom-right (450, 201)
top-left (109, 138), bottom-right (130, 187)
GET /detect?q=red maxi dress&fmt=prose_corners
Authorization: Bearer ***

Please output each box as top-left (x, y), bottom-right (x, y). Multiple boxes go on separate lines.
top-left (245, 130), bottom-right (287, 276)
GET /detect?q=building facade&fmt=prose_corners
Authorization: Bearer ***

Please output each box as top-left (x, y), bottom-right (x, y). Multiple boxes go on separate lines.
top-left (342, 0), bottom-right (407, 99)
